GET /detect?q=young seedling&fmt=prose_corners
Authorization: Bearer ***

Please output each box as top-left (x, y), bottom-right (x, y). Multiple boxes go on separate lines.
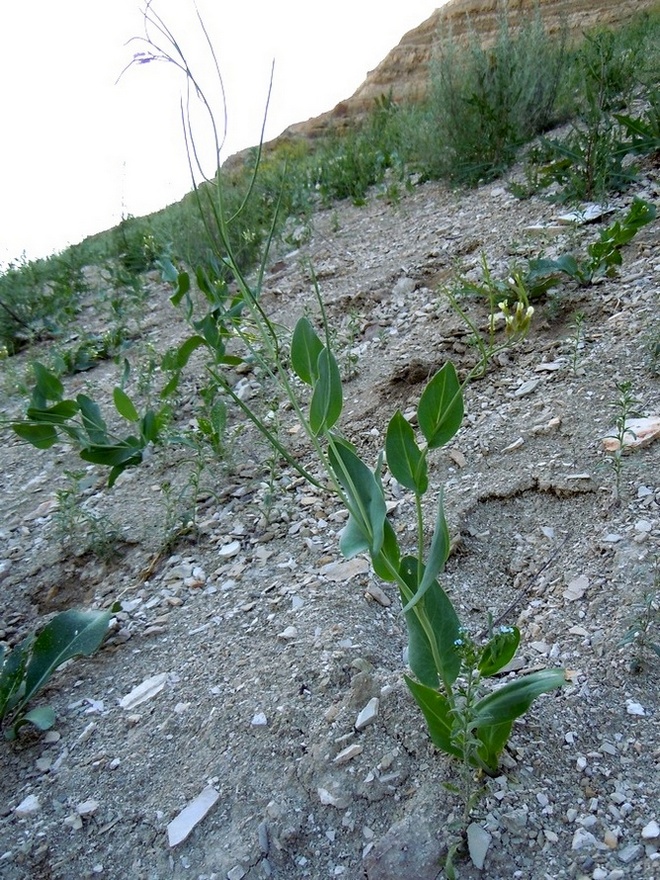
top-left (0, 606), bottom-right (118, 740)
top-left (569, 310), bottom-right (585, 376)
top-left (602, 380), bottom-right (643, 503)
top-left (619, 585), bottom-right (660, 672)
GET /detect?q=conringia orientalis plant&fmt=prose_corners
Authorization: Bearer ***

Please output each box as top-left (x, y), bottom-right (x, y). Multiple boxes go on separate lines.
top-left (128, 2), bottom-right (566, 774)
top-left (9, 0), bottom-right (566, 780)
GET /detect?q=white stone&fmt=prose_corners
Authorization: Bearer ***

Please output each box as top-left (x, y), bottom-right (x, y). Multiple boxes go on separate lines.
top-left (218, 540), bottom-right (241, 558)
top-left (563, 575), bottom-right (589, 602)
top-left (602, 416), bottom-right (660, 451)
top-left (514, 379), bottom-right (539, 397)
top-left (355, 698), bottom-right (379, 730)
top-left (557, 204), bottom-right (614, 224)
top-left (642, 820), bottom-right (660, 839)
top-left (467, 822), bottom-right (491, 869)
top-left (626, 700), bottom-right (646, 716)
top-left (571, 827), bottom-right (598, 850)
top-left (167, 786), bottom-right (220, 847)
top-left (277, 626), bottom-right (297, 640)
top-left (14, 795), bottom-right (40, 817)
top-left (251, 713), bottom-right (268, 727)
top-left (77, 799), bottom-right (99, 817)
top-left (334, 744), bottom-right (363, 764)
top-left (119, 673), bottom-right (168, 710)
top-left (320, 558), bottom-right (369, 582)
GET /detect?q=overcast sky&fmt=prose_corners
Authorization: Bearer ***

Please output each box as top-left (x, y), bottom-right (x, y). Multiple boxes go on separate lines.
top-left (0, 1), bottom-right (443, 266)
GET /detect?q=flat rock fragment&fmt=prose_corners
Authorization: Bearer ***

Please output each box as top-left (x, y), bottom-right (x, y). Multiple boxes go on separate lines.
top-left (642, 820), bottom-right (660, 839)
top-left (167, 785), bottom-right (220, 847)
top-left (355, 698), bottom-right (379, 730)
top-left (119, 673), bottom-right (168, 710)
top-left (563, 575), bottom-right (588, 601)
top-left (467, 822), bottom-right (491, 869)
top-left (15, 794), bottom-right (40, 816)
top-left (320, 558), bottom-right (370, 581)
top-left (557, 203), bottom-right (615, 224)
top-left (602, 416), bottom-right (660, 451)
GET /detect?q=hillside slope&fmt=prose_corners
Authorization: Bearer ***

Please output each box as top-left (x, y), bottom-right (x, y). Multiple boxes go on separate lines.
top-left (271, 0), bottom-right (658, 145)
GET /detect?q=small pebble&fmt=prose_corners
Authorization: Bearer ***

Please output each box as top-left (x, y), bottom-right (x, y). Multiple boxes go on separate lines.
top-left (572, 827), bottom-right (598, 850)
top-left (618, 843), bottom-right (644, 863)
top-left (642, 820), bottom-right (660, 839)
top-left (355, 698), bottom-right (379, 730)
top-left (626, 701), bottom-right (645, 716)
top-left (277, 626), bottom-right (297, 640)
top-left (14, 795), bottom-right (40, 817)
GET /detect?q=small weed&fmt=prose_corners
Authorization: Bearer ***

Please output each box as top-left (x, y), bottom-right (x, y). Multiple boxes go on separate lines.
top-left (52, 471), bottom-right (122, 561)
top-left (619, 569), bottom-right (660, 672)
top-left (568, 311), bottom-right (586, 376)
top-left (526, 198), bottom-right (656, 289)
top-left (602, 380), bottom-right (643, 503)
top-left (647, 328), bottom-right (660, 377)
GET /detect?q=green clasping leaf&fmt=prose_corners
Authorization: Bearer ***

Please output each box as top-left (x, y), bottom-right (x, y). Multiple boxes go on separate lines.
top-left (385, 410), bottom-right (428, 494)
top-left (309, 349), bottom-right (342, 435)
top-left (291, 317), bottom-right (324, 386)
top-left (417, 363), bottom-right (463, 450)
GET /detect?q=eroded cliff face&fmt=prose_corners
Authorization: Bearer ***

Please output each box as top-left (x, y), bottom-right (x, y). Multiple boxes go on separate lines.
top-left (343, 0), bottom-right (658, 120)
top-left (232, 0), bottom-right (657, 161)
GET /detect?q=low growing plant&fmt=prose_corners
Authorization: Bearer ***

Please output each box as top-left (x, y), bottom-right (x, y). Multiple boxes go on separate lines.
top-left (527, 197), bottom-right (656, 288)
top-left (619, 564), bottom-right (660, 671)
top-left (0, 605), bottom-right (118, 740)
top-left (10, 361), bottom-right (169, 487)
top-left (602, 379), bottom-right (643, 503)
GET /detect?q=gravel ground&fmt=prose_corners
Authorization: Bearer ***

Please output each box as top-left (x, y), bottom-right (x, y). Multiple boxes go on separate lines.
top-left (0, 149), bottom-right (659, 880)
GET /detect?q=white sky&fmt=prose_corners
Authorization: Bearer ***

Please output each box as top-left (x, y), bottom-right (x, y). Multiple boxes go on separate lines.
top-left (0, 1), bottom-right (443, 266)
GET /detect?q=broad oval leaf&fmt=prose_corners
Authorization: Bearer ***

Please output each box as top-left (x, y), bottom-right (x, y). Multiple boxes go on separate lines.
top-left (401, 492), bottom-right (450, 613)
top-left (113, 387), bottom-right (139, 422)
top-left (417, 362), bottom-right (463, 450)
top-left (25, 400), bottom-right (79, 425)
top-left (474, 669), bottom-right (566, 728)
top-left (475, 719), bottom-right (514, 774)
top-left (404, 675), bottom-right (462, 759)
top-left (169, 270), bottom-right (191, 306)
top-left (329, 438), bottom-right (385, 557)
top-left (478, 627), bottom-right (521, 677)
top-left (309, 349), bottom-right (343, 435)
top-left (76, 395), bottom-right (108, 445)
top-left (291, 317), bottom-right (324, 386)
top-left (371, 518), bottom-right (401, 582)
top-left (339, 513), bottom-right (370, 559)
top-left (161, 336), bottom-right (206, 372)
top-left (31, 362), bottom-right (64, 405)
top-left (12, 423), bottom-right (58, 449)
top-left (399, 555), bottom-right (460, 689)
top-left (385, 411), bottom-right (428, 494)
top-left (79, 439), bottom-right (143, 468)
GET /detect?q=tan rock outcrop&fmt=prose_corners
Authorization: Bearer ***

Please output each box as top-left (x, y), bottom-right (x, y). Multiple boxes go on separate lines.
top-left (226, 0), bottom-right (658, 164)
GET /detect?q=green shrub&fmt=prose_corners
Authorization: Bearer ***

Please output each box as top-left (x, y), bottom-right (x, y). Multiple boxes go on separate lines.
top-left (0, 251), bottom-right (88, 353)
top-left (417, 9), bottom-right (567, 184)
